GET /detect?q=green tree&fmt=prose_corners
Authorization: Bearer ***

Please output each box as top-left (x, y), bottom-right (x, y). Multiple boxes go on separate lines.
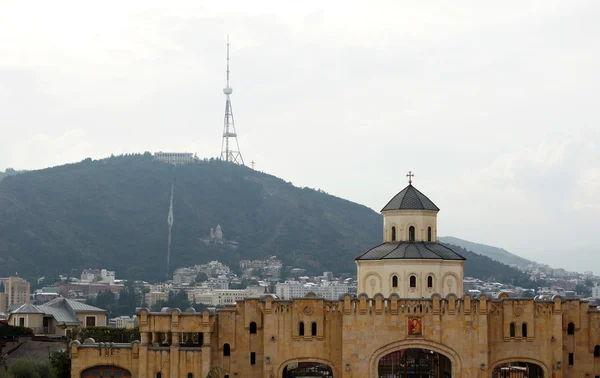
top-left (195, 272), bottom-right (208, 283)
top-left (0, 359), bottom-right (57, 378)
top-left (167, 290), bottom-right (190, 310)
top-left (50, 350), bottom-right (70, 378)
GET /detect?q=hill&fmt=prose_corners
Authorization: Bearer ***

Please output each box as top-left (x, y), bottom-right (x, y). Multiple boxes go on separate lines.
top-left (438, 236), bottom-right (534, 268)
top-left (0, 154), bottom-right (382, 281)
top-left (0, 154), bottom-right (538, 287)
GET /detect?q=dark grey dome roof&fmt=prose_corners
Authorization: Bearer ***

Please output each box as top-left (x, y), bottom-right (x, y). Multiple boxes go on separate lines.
top-left (381, 184), bottom-right (439, 212)
top-left (355, 242), bottom-right (465, 261)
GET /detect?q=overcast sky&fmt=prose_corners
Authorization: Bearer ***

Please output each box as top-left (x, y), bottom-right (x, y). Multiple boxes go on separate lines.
top-left (2, 1), bottom-right (599, 274)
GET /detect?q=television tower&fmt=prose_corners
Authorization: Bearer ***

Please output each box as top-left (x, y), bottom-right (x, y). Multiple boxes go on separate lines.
top-left (220, 36), bottom-right (245, 165)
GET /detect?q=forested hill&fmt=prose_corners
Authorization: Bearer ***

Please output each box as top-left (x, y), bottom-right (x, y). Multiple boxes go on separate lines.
top-left (0, 153), bottom-right (539, 287)
top-left (0, 154), bottom-right (382, 280)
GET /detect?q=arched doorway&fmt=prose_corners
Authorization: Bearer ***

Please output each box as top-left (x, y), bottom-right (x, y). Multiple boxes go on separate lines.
top-left (492, 362), bottom-right (544, 378)
top-left (81, 365), bottom-right (132, 377)
top-left (283, 361), bottom-right (334, 377)
top-left (378, 349), bottom-right (452, 378)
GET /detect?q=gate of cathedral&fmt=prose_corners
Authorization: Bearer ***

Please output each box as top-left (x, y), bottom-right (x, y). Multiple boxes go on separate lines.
top-left (282, 362), bottom-right (334, 378)
top-left (378, 349), bottom-right (452, 378)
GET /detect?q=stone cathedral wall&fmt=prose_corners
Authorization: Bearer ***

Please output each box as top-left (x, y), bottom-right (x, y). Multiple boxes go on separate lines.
top-left (71, 293), bottom-right (600, 378)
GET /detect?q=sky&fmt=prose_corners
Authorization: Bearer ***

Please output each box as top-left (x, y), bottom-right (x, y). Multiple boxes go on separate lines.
top-left (1, 1), bottom-right (599, 274)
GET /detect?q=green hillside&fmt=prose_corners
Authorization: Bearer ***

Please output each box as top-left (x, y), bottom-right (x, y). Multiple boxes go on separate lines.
top-left (0, 154), bottom-right (538, 288)
top-left (439, 236), bottom-right (534, 268)
top-left (0, 154), bottom-right (382, 281)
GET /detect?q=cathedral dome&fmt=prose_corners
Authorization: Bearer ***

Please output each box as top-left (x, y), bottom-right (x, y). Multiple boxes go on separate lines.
top-left (381, 184), bottom-right (439, 212)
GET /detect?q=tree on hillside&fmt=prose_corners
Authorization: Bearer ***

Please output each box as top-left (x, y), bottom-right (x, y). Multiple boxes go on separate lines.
top-left (195, 272), bottom-right (208, 283)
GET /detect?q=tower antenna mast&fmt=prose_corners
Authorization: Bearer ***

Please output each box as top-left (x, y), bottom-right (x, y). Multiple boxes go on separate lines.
top-left (220, 35), bottom-right (245, 165)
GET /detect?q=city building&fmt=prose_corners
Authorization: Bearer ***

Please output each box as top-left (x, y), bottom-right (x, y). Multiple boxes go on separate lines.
top-left (593, 285), bottom-right (600, 299)
top-left (188, 287), bottom-right (265, 307)
top-left (144, 291), bottom-right (169, 308)
top-left (70, 179), bottom-right (600, 378)
top-left (109, 316), bottom-right (137, 329)
top-left (0, 277), bottom-right (31, 311)
top-left (7, 297), bottom-right (106, 336)
top-left (153, 152), bottom-right (198, 165)
top-left (275, 280), bottom-right (349, 300)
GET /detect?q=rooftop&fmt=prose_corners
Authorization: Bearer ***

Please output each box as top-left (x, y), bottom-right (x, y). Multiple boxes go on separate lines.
top-left (381, 184), bottom-right (439, 212)
top-left (356, 242), bottom-right (465, 261)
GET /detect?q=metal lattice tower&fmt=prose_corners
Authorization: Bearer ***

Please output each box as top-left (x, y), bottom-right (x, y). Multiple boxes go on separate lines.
top-left (220, 36), bottom-right (245, 165)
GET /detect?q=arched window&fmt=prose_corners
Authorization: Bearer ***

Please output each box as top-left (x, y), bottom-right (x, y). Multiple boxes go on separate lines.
top-left (567, 322), bottom-right (575, 335)
top-left (157, 373), bottom-right (162, 378)
top-left (223, 343), bottom-right (230, 356)
top-left (509, 323), bottom-right (516, 337)
top-left (594, 345), bottom-right (600, 357)
top-left (409, 226), bottom-right (415, 242)
top-left (311, 322), bottom-right (317, 336)
top-left (249, 322), bottom-right (257, 334)
top-left (522, 323), bottom-right (528, 338)
top-left (299, 322), bottom-right (305, 336)
top-left (427, 276), bottom-right (433, 288)
top-left (392, 275), bottom-right (398, 288)
top-left (409, 275), bottom-right (416, 288)
top-left (391, 226), bottom-right (396, 241)
top-left (188, 374), bottom-right (193, 378)
top-left (197, 332), bottom-right (204, 346)
top-left (427, 227), bottom-right (432, 242)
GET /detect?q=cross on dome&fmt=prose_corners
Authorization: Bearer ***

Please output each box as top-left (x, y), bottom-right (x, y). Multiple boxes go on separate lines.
top-left (406, 171), bottom-right (414, 185)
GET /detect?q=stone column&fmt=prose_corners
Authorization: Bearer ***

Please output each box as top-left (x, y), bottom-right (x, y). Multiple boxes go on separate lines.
top-left (139, 332), bottom-right (150, 378)
top-left (201, 332), bottom-right (212, 377)
top-left (170, 332), bottom-right (180, 378)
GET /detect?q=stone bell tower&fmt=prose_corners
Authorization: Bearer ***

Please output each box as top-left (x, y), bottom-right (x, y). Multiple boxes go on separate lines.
top-left (355, 171), bottom-right (465, 299)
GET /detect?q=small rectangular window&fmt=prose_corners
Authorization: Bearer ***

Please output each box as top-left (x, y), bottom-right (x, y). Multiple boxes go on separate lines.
top-left (86, 316), bottom-right (96, 327)
top-left (250, 352), bottom-right (256, 365)
top-left (568, 353), bottom-right (574, 366)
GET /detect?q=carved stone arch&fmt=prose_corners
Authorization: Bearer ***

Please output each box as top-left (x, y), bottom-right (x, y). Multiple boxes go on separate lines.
top-left (389, 293), bottom-right (400, 301)
top-left (426, 272), bottom-right (436, 289)
top-left (441, 272), bottom-right (460, 296)
top-left (407, 271), bottom-right (419, 289)
top-left (362, 271), bottom-right (383, 295)
top-left (491, 357), bottom-right (550, 378)
top-left (76, 364), bottom-right (133, 378)
top-left (497, 292), bottom-right (510, 300)
top-left (357, 292), bottom-right (370, 301)
top-left (277, 357), bottom-right (338, 378)
top-left (389, 223), bottom-right (398, 242)
top-left (373, 293), bottom-right (385, 301)
top-left (369, 339), bottom-right (462, 378)
top-left (405, 221), bottom-right (418, 241)
top-left (389, 273), bottom-right (401, 290)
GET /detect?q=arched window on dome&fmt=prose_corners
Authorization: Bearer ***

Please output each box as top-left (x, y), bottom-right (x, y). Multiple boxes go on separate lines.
top-left (509, 323), bottom-right (516, 338)
top-left (427, 276), bottom-right (433, 288)
top-left (299, 322), bottom-right (305, 336)
top-left (522, 323), bottom-right (528, 338)
top-left (427, 227), bottom-right (432, 242)
top-left (409, 226), bottom-right (415, 242)
top-left (409, 275), bottom-right (417, 288)
top-left (311, 322), bottom-right (317, 336)
top-left (392, 275), bottom-right (398, 288)
top-left (391, 227), bottom-right (396, 242)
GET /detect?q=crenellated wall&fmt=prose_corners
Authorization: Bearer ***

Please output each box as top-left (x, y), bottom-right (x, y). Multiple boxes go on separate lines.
top-left (70, 293), bottom-right (600, 378)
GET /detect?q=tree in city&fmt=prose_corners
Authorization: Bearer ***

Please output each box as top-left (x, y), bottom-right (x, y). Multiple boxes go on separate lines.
top-left (195, 272), bottom-right (208, 283)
